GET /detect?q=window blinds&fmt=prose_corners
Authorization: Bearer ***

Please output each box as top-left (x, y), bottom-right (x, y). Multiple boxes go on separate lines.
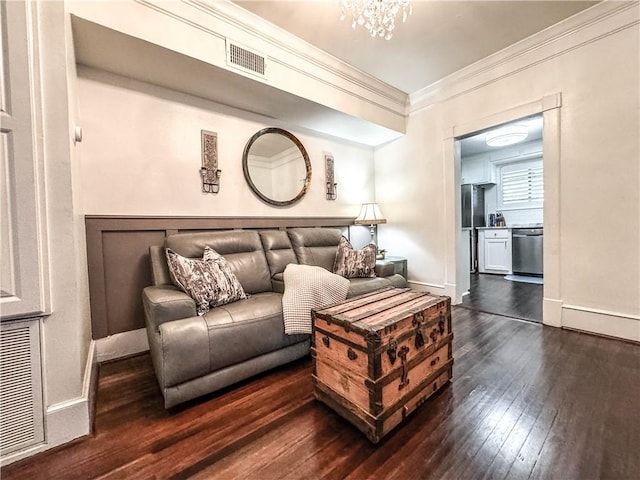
top-left (501, 162), bottom-right (543, 206)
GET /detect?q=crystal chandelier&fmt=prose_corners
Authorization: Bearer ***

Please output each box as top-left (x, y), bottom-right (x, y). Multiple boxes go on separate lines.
top-left (340, 0), bottom-right (412, 40)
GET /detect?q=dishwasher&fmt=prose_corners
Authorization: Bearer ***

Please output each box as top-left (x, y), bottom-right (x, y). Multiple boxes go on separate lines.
top-left (512, 228), bottom-right (543, 276)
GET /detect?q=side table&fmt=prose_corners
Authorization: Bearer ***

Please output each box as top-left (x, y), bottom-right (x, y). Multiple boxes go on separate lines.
top-left (377, 255), bottom-right (407, 279)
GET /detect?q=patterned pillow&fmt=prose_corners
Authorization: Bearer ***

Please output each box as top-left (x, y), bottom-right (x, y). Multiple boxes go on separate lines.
top-left (165, 246), bottom-right (247, 315)
top-left (332, 236), bottom-right (377, 279)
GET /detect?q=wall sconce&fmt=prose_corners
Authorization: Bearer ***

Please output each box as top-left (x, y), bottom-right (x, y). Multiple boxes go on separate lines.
top-left (325, 153), bottom-right (337, 200)
top-left (201, 130), bottom-right (221, 194)
top-left (354, 202), bottom-right (387, 246)
top-left (73, 125), bottom-right (83, 145)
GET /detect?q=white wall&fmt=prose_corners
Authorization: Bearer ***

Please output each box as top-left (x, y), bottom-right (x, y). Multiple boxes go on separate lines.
top-left (376, 3), bottom-right (639, 340)
top-left (77, 67), bottom-right (376, 217)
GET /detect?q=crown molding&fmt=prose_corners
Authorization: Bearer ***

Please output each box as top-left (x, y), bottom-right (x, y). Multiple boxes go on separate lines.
top-left (409, 1), bottom-right (639, 114)
top-left (70, 0), bottom-right (407, 144)
top-left (142, 0), bottom-right (408, 115)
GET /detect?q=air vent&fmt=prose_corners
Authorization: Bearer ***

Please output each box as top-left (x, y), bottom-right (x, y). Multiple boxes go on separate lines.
top-left (226, 40), bottom-right (267, 79)
top-left (0, 319), bottom-right (44, 456)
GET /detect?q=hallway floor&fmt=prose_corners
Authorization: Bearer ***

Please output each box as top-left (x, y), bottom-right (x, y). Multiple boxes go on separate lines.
top-left (460, 273), bottom-right (543, 323)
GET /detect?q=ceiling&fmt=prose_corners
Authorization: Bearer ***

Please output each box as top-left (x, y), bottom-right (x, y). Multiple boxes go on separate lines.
top-left (235, 1), bottom-right (599, 94)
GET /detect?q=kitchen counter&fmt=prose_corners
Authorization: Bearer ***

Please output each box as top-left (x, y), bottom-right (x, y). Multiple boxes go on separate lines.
top-left (511, 223), bottom-right (543, 228)
top-left (476, 224), bottom-right (543, 230)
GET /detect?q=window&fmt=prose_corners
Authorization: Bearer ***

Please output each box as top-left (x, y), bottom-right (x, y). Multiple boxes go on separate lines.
top-left (498, 159), bottom-right (543, 209)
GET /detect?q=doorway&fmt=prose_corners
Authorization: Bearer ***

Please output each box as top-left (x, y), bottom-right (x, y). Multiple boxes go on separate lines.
top-left (444, 94), bottom-right (563, 328)
top-left (457, 115), bottom-right (544, 322)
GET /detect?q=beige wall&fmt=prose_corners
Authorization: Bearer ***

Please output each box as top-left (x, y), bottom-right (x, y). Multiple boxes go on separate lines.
top-left (77, 67), bottom-right (376, 218)
top-left (376, 7), bottom-right (639, 340)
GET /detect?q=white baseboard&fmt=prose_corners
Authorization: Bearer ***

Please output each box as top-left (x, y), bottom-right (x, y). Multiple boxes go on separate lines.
top-left (407, 280), bottom-right (458, 302)
top-left (95, 328), bottom-right (150, 362)
top-left (0, 341), bottom-right (97, 466)
top-left (407, 280), bottom-right (444, 292)
top-left (408, 281), bottom-right (434, 291)
top-left (562, 304), bottom-right (640, 343)
top-left (443, 283), bottom-right (458, 302)
top-left (543, 298), bottom-right (563, 328)
top-left (45, 396), bottom-right (91, 447)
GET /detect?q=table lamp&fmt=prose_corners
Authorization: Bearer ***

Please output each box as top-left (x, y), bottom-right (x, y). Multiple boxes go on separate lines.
top-left (354, 202), bottom-right (387, 247)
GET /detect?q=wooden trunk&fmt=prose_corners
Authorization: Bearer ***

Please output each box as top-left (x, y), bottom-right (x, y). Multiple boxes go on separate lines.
top-left (311, 287), bottom-right (453, 443)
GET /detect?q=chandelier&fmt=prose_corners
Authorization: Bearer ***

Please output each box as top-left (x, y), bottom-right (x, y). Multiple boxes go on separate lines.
top-left (340, 0), bottom-right (412, 40)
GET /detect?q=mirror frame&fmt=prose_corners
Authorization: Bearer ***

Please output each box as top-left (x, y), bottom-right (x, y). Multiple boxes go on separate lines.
top-left (242, 127), bottom-right (312, 207)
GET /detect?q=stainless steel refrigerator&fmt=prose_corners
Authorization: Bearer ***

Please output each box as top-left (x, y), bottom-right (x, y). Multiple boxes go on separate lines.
top-left (461, 184), bottom-right (486, 272)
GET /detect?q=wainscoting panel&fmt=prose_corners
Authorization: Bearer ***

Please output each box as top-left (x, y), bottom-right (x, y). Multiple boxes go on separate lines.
top-left (101, 230), bottom-right (166, 336)
top-left (85, 216), bottom-right (354, 340)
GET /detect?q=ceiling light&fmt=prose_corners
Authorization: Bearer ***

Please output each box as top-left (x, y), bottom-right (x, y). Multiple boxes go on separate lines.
top-left (485, 125), bottom-right (529, 147)
top-left (340, 0), bottom-right (412, 40)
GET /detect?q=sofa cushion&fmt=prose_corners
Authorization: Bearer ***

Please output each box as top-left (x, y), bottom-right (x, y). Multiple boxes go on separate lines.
top-left (165, 230), bottom-right (272, 294)
top-left (203, 292), bottom-right (308, 373)
top-left (333, 236), bottom-right (377, 279)
top-left (287, 227), bottom-right (342, 271)
top-left (259, 230), bottom-right (298, 277)
top-left (347, 277), bottom-right (394, 298)
top-left (166, 247), bottom-right (246, 315)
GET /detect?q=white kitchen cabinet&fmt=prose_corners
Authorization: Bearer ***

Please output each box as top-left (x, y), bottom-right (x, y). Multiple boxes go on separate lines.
top-left (461, 155), bottom-right (496, 185)
top-left (478, 229), bottom-right (512, 274)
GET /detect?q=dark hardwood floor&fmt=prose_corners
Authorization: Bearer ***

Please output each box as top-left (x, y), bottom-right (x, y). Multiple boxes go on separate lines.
top-left (461, 273), bottom-right (543, 323)
top-left (3, 308), bottom-right (639, 479)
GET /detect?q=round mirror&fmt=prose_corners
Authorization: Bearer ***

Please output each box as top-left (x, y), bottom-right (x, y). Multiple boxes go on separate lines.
top-left (242, 127), bottom-right (312, 206)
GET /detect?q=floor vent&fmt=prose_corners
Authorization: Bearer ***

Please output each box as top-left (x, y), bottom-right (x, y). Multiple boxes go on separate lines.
top-left (226, 40), bottom-right (267, 79)
top-left (0, 319), bottom-right (44, 457)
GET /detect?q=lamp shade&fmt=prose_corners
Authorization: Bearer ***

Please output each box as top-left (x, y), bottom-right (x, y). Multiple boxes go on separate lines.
top-left (354, 203), bottom-right (387, 225)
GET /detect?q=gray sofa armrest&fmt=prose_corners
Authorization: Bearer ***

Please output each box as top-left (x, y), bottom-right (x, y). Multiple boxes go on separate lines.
top-left (143, 285), bottom-right (197, 330)
top-left (158, 315), bottom-right (210, 388)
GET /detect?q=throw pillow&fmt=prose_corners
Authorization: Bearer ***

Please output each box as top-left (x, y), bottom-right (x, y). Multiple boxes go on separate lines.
top-left (166, 246), bottom-right (246, 315)
top-left (332, 236), bottom-right (377, 279)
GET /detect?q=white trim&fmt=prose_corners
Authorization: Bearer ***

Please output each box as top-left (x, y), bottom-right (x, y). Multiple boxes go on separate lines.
top-left (452, 95), bottom-right (559, 139)
top-left (130, 0), bottom-right (407, 115)
top-left (562, 305), bottom-right (640, 343)
top-left (0, 396), bottom-right (93, 466)
top-left (184, 0), bottom-right (407, 110)
top-left (44, 397), bottom-right (90, 448)
top-left (443, 283), bottom-right (458, 301)
top-left (542, 298), bottom-right (639, 342)
top-left (0, 342), bottom-right (97, 466)
top-left (407, 280), bottom-right (457, 302)
top-left (543, 298), bottom-right (563, 328)
top-left (95, 328), bottom-right (150, 363)
top-left (407, 280), bottom-right (445, 292)
top-left (447, 95), bottom-right (562, 309)
top-left (82, 340), bottom-right (97, 398)
top-left (563, 304), bottom-right (640, 322)
top-left (410, 1), bottom-right (639, 113)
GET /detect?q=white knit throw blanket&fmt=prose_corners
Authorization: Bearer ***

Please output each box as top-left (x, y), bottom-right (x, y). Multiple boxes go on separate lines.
top-left (282, 264), bottom-right (350, 335)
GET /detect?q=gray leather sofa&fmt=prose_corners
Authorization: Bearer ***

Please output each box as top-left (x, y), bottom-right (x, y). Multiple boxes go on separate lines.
top-left (142, 227), bottom-right (407, 408)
